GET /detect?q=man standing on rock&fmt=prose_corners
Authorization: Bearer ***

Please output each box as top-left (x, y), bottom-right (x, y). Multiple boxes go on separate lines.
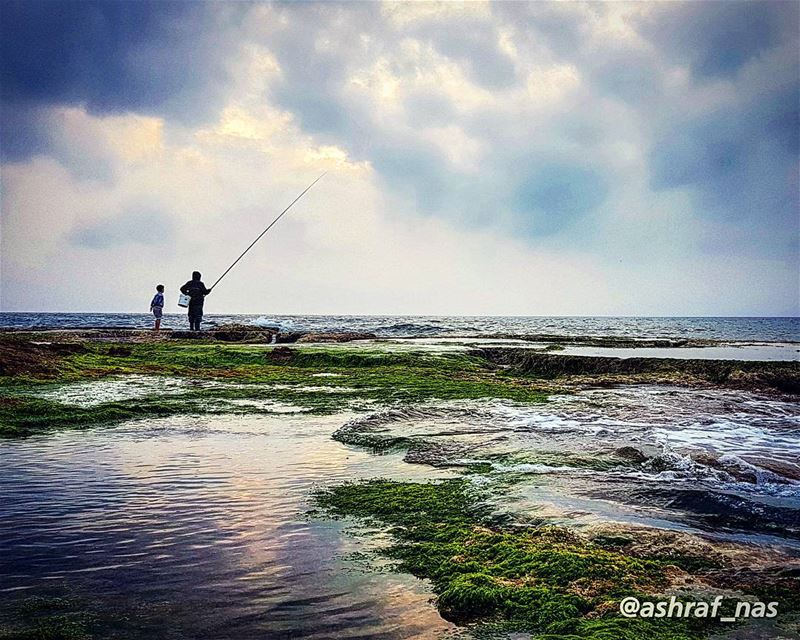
top-left (180, 271), bottom-right (211, 331)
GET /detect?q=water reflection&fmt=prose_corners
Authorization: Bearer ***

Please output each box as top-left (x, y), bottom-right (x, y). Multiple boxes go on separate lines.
top-left (0, 414), bottom-right (455, 639)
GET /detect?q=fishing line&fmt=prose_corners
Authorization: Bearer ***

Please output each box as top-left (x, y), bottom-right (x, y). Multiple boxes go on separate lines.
top-left (209, 172), bottom-right (327, 291)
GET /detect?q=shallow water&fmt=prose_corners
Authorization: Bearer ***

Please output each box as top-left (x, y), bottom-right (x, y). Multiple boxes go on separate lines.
top-left (0, 413), bottom-right (455, 639)
top-left (374, 337), bottom-right (800, 361)
top-left (337, 387), bottom-right (800, 548)
top-left (2, 385), bottom-right (799, 637)
top-left (556, 343), bottom-right (800, 361)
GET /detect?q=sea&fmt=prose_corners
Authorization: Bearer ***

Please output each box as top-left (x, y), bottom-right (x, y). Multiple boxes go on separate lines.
top-left (1, 312), bottom-right (799, 637)
top-left (0, 313), bottom-right (798, 342)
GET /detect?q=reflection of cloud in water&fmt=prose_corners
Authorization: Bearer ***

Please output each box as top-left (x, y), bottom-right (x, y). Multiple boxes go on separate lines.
top-left (0, 412), bottom-right (456, 638)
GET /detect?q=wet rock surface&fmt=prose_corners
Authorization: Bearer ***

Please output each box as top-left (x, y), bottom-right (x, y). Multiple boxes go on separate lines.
top-left (106, 346), bottom-right (133, 357)
top-left (478, 333), bottom-right (713, 348)
top-left (0, 326), bottom-right (376, 346)
top-left (473, 348), bottom-right (800, 394)
top-left (333, 386), bottom-right (800, 545)
top-left (0, 338), bottom-right (87, 376)
top-left (265, 346), bottom-right (296, 363)
top-left (296, 332), bottom-right (376, 343)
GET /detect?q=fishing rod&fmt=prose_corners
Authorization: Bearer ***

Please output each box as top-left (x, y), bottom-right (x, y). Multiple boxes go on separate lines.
top-left (209, 172), bottom-right (327, 291)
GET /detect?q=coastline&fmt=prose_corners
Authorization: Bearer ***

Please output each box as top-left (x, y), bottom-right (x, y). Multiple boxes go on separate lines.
top-left (2, 326), bottom-right (797, 396)
top-left (1, 324), bottom-right (798, 639)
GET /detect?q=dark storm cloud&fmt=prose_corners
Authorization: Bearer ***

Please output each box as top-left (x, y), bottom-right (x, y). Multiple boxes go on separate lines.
top-left (633, 1), bottom-right (799, 261)
top-left (0, 0), bottom-right (242, 160)
top-left (0, 103), bottom-right (49, 161)
top-left (650, 76), bottom-right (799, 257)
top-left (2, 1), bottom-right (181, 106)
top-left (638, 0), bottom-right (798, 80)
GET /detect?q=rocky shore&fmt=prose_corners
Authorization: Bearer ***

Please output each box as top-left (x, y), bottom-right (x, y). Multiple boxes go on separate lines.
top-left (474, 347), bottom-right (800, 395)
top-left (1, 325), bottom-right (798, 639)
top-left (0, 324), bottom-right (377, 344)
top-left (2, 326), bottom-right (797, 395)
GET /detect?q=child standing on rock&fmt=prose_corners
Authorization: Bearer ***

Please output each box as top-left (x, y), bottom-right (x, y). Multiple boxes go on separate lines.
top-left (150, 284), bottom-right (165, 332)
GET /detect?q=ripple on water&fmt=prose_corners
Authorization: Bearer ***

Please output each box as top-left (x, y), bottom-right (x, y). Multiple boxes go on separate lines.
top-left (2, 384), bottom-right (799, 637)
top-left (335, 387), bottom-right (800, 544)
top-left (0, 413), bottom-right (455, 639)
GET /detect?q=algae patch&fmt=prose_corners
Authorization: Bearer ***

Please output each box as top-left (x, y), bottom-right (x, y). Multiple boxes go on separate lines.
top-left (0, 344), bottom-right (549, 437)
top-left (0, 595), bottom-right (97, 640)
top-left (314, 478), bottom-right (720, 639)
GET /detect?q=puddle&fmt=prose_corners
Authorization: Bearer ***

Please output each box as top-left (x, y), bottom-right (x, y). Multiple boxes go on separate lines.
top-left (557, 343), bottom-right (800, 361)
top-left (0, 413), bottom-right (456, 638)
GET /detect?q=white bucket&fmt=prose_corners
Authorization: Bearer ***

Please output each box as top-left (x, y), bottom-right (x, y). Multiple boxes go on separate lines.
top-left (178, 293), bottom-right (191, 308)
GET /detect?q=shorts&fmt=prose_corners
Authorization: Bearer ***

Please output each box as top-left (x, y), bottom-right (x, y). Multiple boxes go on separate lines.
top-left (152, 306), bottom-right (163, 319)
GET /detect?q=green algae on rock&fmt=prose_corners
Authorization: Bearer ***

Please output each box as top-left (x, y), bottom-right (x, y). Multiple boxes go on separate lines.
top-left (314, 478), bottom-right (725, 639)
top-left (474, 348), bottom-right (800, 394)
top-left (0, 595), bottom-right (97, 640)
top-left (0, 341), bottom-right (548, 436)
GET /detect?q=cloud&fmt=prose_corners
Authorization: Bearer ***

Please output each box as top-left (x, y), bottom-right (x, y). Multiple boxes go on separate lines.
top-left (405, 16), bottom-right (518, 89)
top-left (0, 0), bottom-right (242, 160)
top-left (69, 207), bottom-right (175, 249)
top-left (0, 102), bottom-right (50, 161)
top-left (638, 1), bottom-right (797, 80)
top-left (512, 165), bottom-right (609, 236)
top-left (402, 89), bottom-right (456, 128)
top-left (1, 1), bottom-right (798, 315)
top-left (648, 72), bottom-right (799, 259)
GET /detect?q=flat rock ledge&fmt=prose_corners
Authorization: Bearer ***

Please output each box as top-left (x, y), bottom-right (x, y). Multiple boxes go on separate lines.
top-left (0, 326), bottom-right (376, 345)
top-left (472, 348), bottom-right (800, 395)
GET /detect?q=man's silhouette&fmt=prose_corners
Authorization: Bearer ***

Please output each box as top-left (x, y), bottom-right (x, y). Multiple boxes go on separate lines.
top-left (180, 271), bottom-right (211, 331)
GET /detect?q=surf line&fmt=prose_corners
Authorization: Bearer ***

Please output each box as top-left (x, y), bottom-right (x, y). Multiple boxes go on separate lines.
top-left (209, 172), bottom-right (328, 292)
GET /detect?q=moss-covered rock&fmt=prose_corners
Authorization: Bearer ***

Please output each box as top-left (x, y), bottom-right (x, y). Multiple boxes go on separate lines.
top-left (314, 479), bottom-right (723, 638)
top-left (0, 342), bottom-right (548, 436)
top-left (473, 348), bottom-right (800, 394)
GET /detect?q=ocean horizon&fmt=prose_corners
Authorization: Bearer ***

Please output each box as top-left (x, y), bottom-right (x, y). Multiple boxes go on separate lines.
top-left (1, 312), bottom-right (798, 342)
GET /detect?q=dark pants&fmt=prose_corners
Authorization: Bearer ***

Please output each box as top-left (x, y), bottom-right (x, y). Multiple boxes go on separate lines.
top-left (188, 306), bottom-right (203, 331)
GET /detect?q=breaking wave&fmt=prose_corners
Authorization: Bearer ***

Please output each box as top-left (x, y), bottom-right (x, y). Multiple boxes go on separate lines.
top-left (335, 387), bottom-right (800, 541)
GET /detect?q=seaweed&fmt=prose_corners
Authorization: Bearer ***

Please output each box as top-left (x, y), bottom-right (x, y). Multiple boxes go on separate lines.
top-left (315, 479), bottom-right (719, 639)
top-left (0, 343), bottom-right (548, 436)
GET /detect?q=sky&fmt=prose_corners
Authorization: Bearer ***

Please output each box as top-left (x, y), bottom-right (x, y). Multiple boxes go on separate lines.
top-left (1, 0), bottom-right (798, 316)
